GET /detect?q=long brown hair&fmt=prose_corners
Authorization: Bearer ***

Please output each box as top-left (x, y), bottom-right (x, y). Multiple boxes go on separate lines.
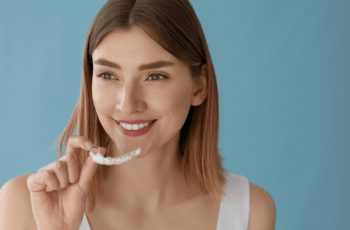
top-left (51, 0), bottom-right (228, 214)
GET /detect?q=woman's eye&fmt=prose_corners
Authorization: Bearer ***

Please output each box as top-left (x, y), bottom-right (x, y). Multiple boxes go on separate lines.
top-left (98, 72), bottom-right (116, 80)
top-left (97, 72), bottom-right (167, 82)
top-left (147, 72), bottom-right (166, 81)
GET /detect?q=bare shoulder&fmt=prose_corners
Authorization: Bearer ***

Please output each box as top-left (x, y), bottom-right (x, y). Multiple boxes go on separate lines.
top-left (248, 182), bottom-right (276, 230)
top-left (0, 173), bottom-right (37, 230)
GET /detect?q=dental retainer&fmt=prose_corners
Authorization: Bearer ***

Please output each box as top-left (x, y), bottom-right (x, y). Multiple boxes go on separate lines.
top-left (89, 145), bottom-right (141, 165)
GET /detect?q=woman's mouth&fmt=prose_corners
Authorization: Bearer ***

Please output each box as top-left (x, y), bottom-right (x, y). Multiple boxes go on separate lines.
top-left (116, 119), bottom-right (157, 137)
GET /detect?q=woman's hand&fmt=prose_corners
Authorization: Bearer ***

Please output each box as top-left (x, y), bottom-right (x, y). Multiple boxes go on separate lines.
top-left (27, 136), bottom-right (106, 230)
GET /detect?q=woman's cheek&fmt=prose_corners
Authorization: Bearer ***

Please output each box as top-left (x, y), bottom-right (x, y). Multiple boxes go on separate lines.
top-left (92, 83), bottom-right (112, 112)
top-left (165, 88), bottom-right (192, 124)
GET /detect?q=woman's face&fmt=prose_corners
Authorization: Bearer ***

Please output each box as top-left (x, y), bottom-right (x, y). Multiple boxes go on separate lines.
top-left (91, 26), bottom-right (200, 157)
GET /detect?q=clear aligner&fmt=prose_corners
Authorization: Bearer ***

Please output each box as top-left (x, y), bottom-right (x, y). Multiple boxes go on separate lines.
top-left (89, 145), bottom-right (141, 165)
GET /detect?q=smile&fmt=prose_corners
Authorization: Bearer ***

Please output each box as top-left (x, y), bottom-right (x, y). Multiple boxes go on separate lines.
top-left (116, 119), bottom-right (157, 137)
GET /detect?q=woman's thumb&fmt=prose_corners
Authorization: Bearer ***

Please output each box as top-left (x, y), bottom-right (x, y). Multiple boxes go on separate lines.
top-left (78, 147), bottom-right (107, 196)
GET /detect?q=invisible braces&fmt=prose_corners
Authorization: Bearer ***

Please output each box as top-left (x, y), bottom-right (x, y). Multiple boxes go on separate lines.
top-left (89, 145), bottom-right (141, 165)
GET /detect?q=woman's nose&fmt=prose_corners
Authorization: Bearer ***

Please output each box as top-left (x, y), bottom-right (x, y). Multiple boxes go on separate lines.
top-left (116, 82), bottom-right (144, 114)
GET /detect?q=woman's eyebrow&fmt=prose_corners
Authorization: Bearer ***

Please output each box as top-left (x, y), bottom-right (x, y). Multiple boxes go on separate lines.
top-left (93, 58), bottom-right (175, 71)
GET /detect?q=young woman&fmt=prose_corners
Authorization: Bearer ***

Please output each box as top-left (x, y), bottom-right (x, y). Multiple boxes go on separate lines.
top-left (0, 0), bottom-right (276, 229)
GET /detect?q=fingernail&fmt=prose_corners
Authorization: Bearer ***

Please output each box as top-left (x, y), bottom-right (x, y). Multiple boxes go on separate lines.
top-left (85, 141), bottom-right (93, 149)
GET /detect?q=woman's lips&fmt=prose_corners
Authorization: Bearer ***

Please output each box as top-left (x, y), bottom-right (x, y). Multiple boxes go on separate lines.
top-left (116, 119), bottom-right (156, 125)
top-left (116, 120), bottom-right (157, 137)
top-left (116, 119), bottom-right (157, 125)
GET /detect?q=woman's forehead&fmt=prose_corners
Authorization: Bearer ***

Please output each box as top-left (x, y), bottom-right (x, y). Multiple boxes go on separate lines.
top-left (92, 27), bottom-right (170, 58)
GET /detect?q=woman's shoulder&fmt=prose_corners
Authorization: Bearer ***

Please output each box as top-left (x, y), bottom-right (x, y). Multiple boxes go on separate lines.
top-left (223, 172), bottom-right (276, 229)
top-left (224, 172), bottom-right (273, 201)
top-left (248, 181), bottom-right (276, 230)
top-left (0, 173), bottom-right (34, 199)
top-left (1, 173), bottom-right (34, 194)
top-left (0, 173), bottom-right (37, 230)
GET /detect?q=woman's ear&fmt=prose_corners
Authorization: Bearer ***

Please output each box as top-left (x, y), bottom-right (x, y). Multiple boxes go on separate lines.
top-left (191, 64), bottom-right (208, 106)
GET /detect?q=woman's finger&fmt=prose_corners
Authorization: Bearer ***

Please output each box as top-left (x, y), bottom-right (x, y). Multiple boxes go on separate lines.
top-left (52, 161), bottom-right (69, 190)
top-left (78, 147), bottom-right (106, 197)
top-left (27, 170), bottom-right (59, 193)
top-left (65, 135), bottom-right (94, 157)
top-left (65, 152), bottom-right (80, 184)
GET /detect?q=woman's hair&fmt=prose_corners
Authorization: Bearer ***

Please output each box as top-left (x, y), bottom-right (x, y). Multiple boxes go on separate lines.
top-left (51, 0), bottom-right (228, 214)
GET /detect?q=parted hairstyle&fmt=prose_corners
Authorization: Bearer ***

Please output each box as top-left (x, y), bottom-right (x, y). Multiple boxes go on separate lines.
top-left (51, 0), bottom-right (228, 214)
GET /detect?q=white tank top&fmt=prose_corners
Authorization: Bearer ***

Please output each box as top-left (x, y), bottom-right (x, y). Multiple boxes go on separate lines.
top-left (79, 172), bottom-right (250, 230)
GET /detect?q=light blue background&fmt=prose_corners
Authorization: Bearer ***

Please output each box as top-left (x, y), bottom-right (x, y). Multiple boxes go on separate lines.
top-left (0, 0), bottom-right (349, 229)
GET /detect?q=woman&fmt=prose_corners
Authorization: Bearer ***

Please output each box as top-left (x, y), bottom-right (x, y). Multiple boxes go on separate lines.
top-left (0, 0), bottom-right (276, 229)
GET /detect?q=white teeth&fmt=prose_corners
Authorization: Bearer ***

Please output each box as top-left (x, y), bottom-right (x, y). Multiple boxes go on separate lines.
top-left (120, 121), bottom-right (152, 131)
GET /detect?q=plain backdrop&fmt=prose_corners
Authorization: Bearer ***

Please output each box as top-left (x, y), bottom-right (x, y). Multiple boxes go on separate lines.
top-left (0, 0), bottom-right (349, 229)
